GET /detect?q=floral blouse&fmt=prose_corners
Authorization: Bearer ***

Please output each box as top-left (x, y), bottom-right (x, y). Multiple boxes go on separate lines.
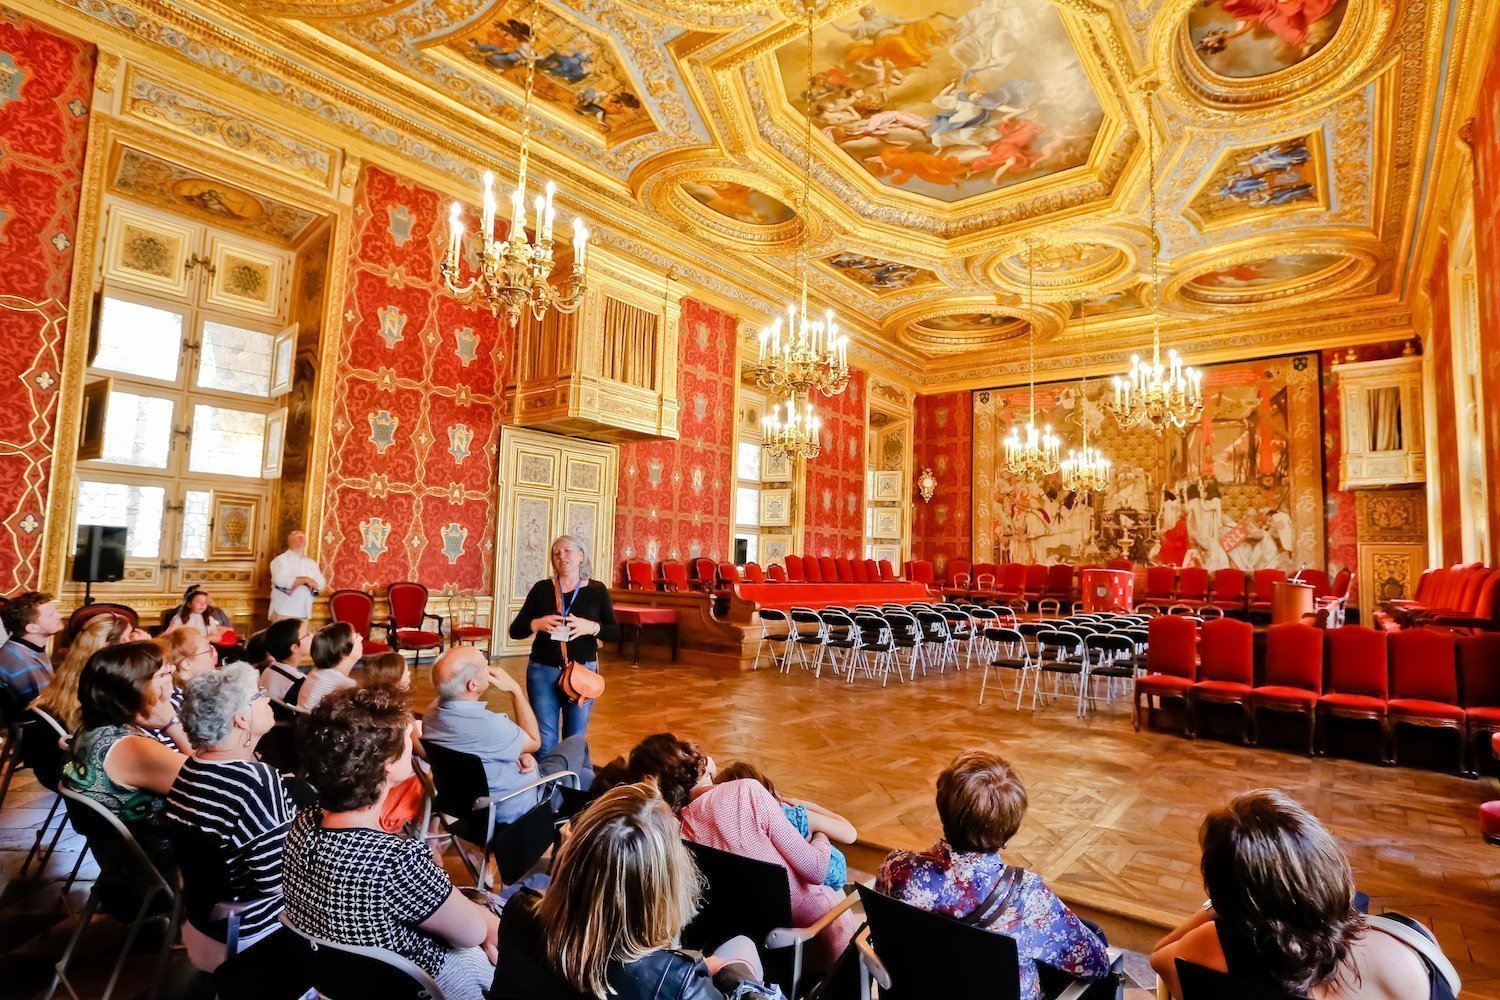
top-left (876, 839), bottom-right (1109, 1000)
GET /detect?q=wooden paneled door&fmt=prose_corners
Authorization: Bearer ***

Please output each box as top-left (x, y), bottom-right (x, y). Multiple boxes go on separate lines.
top-left (493, 427), bottom-right (618, 656)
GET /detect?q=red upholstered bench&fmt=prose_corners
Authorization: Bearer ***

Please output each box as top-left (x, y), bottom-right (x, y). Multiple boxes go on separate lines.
top-left (613, 604), bottom-right (679, 666)
top-left (1483, 733), bottom-right (1500, 847)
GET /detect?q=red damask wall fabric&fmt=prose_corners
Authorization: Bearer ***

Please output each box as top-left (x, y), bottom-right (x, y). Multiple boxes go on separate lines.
top-left (1473, 54), bottom-right (1500, 558)
top-left (803, 369), bottom-right (866, 559)
top-left (613, 297), bottom-right (736, 579)
top-left (0, 13), bottom-right (94, 592)
top-left (911, 390), bottom-right (972, 575)
top-left (1320, 341), bottom-right (1408, 608)
top-left (1424, 239), bottom-right (1464, 565)
top-left (321, 165), bottom-right (509, 593)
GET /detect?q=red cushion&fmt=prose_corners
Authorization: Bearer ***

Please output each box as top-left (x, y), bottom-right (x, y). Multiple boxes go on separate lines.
top-left (1465, 706), bottom-right (1500, 726)
top-left (1249, 685), bottom-right (1320, 708)
top-left (613, 605), bottom-right (678, 626)
top-left (362, 640), bottom-right (390, 654)
top-left (1318, 692), bottom-right (1387, 715)
top-left (1192, 680), bottom-right (1253, 700)
top-left (395, 629), bottom-right (442, 647)
top-left (453, 626), bottom-right (492, 639)
top-left (1138, 674), bottom-right (1195, 694)
top-left (1479, 800), bottom-right (1500, 839)
top-left (1387, 698), bottom-right (1465, 722)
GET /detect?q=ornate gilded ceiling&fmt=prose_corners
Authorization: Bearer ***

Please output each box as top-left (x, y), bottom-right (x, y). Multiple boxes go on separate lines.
top-left (32, 0), bottom-right (1480, 388)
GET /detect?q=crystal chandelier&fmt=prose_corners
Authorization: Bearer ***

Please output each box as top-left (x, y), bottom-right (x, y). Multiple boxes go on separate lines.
top-left (1106, 92), bottom-right (1201, 432)
top-left (762, 392), bottom-right (822, 461)
top-left (1060, 374), bottom-right (1111, 494)
top-left (440, 0), bottom-right (587, 325)
top-left (1004, 241), bottom-right (1061, 480)
top-left (752, 2), bottom-right (849, 400)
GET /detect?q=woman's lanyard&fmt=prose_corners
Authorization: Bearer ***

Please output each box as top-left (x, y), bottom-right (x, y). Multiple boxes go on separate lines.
top-left (558, 581), bottom-right (580, 618)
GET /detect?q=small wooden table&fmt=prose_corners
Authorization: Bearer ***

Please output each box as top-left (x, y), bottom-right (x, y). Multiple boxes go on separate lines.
top-left (613, 604), bottom-right (679, 666)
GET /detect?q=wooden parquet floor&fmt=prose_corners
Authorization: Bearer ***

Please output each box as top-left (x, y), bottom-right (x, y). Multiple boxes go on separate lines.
top-left (460, 652), bottom-right (1500, 999)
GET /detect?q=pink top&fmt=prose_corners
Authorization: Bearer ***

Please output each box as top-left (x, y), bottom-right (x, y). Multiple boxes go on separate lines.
top-left (680, 779), bottom-right (854, 966)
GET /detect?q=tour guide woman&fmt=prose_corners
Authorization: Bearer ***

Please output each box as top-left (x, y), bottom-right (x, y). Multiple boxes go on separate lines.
top-left (508, 534), bottom-right (617, 757)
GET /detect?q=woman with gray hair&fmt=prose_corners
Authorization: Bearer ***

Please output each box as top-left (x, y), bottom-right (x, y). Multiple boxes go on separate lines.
top-left (507, 533), bottom-right (618, 756)
top-left (165, 663), bottom-right (297, 970)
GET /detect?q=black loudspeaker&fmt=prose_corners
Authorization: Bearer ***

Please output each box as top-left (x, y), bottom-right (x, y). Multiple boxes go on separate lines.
top-left (72, 524), bottom-right (127, 584)
top-left (734, 537), bottom-right (749, 564)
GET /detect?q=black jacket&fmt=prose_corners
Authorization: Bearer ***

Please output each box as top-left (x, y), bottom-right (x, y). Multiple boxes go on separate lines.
top-left (507, 579), bottom-right (619, 667)
top-left (492, 889), bottom-right (754, 1000)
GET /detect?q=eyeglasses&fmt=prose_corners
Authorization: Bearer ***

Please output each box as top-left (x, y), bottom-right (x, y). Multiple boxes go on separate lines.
top-left (249, 688), bottom-right (269, 704)
top-left (192, 645), bottom-right (218, 661)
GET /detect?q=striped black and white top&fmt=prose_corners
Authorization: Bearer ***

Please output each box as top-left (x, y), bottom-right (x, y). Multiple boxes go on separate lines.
top-left (165, 756), bottom-right (297, 943)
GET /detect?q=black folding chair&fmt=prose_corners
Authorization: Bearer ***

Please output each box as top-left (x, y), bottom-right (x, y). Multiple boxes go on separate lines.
top-left (819, 610), bottom-right (861, 679)
top-left (422, 741), bottom-right (577, 889)
top-left (1084, 633), bottom-right (1138, 710)
top-left (273, 913), bottom-right (450, 999)
top-left (1036, 629), bottom-right (1089, 716)
top-left (789, 608), bottom-right (828, 675)
top-left (852, 613), bottom-right (899, 686)
top-left (756, 609), bottom-right (795, 672)
top-left (1176, 959), bottom-right (1303, 1000)
top-left (882, 609), bottom-right (923, 679)
top-left (683, 841), bottom-right (858, 999)
top-left (981, 627), bottom-right (1036, 710)
top-left (18, 707), bottom-right (72, 878)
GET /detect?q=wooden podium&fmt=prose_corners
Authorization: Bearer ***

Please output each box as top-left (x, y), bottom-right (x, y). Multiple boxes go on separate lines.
top-left (1271, 581), bottom-right (1315, 624)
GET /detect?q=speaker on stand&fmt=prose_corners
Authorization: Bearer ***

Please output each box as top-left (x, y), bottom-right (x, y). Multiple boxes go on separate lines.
top-left (72, 525), bottom-right (127, 606)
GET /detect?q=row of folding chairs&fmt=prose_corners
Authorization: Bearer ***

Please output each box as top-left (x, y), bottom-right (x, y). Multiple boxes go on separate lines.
top-left (981, 613), bottom-right (1154, 715)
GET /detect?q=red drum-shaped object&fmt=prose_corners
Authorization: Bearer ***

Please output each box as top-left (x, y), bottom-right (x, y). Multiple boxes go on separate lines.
top-left (1082, 569), bottom-right (1133, 613)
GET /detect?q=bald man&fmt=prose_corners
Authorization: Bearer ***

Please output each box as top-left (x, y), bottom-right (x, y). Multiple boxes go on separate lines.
top-left (423, 647), bottom-right (592, 824)
top-left (269, 530), bottom-right (324, 622)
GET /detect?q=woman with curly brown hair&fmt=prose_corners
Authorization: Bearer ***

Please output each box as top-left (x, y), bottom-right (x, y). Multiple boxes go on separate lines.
top-left (1152, 789), bottom-right (1442, 1000)
top-left (281, 686), bottom-right (497, 1000)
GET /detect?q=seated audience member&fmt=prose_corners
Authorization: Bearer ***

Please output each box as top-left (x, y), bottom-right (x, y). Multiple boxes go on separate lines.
top-left (161, 626), bottom-right (220, 702)
top-left (492, 781), bottom-right (773, 1000)
top-left (31, 613), bottom-right (139, 732)
top-left (296, 622), bottom-right (362, 711)
top-left (1152, 789), bottom-right (1439, 1000)
top-left (282, 687), bottom-right (498, 1000)
top-left (359, 650), bottom-right (412, 692)
top-left (423, 647), bottom-right (591, 824)
top-left (241, 629), bottom-right (270, 671)
top-left (165, 585), bottom-right (232, 642)
top-left (61, 641), bottom-right (186, 877)
top-left (714, 761), bottom-right (855, 889)
top-left (166, 665), bottom-right (294, 970)
top-left (877, 750), bottom-right (1109, 1000)
top-left (631, 734), bottom-right (855, 969)
top-left (259, 617), bottom-right (311, 703)
top-left (0, 591), bottom-right (63, 709)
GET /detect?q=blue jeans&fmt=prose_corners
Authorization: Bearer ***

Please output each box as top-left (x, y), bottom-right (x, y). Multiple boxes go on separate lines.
top-left (526, 660), bottom-right (596, 760)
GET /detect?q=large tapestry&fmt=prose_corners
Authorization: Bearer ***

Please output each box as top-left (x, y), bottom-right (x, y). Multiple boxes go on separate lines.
top-left (613, 297), bottom-right (736, 577)
top-left (322, 165), bottom-right (509, 593)
top-left (805, 370), bottom-right (867, 560)
top-left (1472, 52), bottom-right (1500, 556)
top-left (0, 12), bottom-right (94, 592)
top-left (973, 353), bottom-right (1325, 571)
top-left (911, 390), bottom-right (972, 575)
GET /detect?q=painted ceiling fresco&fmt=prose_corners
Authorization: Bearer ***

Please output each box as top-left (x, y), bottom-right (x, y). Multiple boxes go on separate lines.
top-left (110, 146), bottom-right (319, 245)
top-left (1190, 252), bottom-right (1345, 290)
top-left (1187, 133), bottom-right (1326, 231)
top-left (775, 0), bottom-right (1105, 203)
top-left (820, 252), bottom-right (940, 292)
top-left (681, 181), bottom-right (795, 227)
top-left (1187, 1), bottom-right (1349, 79)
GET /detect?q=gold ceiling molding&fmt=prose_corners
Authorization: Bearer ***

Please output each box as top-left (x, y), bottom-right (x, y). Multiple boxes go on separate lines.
top-left (984, 233), bottom-right (1138, 298)
top-left (884, 295), bottom-right (1068, 360)
top-left (1164, 242), bottom-right (1379, 311)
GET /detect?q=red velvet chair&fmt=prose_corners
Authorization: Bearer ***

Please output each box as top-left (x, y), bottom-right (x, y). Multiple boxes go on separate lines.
top-left (386, 582), bottom-right (443, 666)
top-left (661, 560), bottom-right (690, 591)
top-left (1249, 622), bottom-right (1323, 753)
top-left (1043, 563), bottom-right (1074, 603)
top-left (1176, 567), bottom-right (1210, 607)
top-left (1483, 734), bottom-right (1500, 845)
top-left (1208, 568), bottom-right (1248, 614)
top-left (717, 562), bottom-right (740, 592)
top-left (624, 559), bottom-right (655, 591)
top-left (1317, 626), bottom-right (1389, 759)
top-left (1421, 568), bottom-right (1500, 632)
top-left (1022, 564), bottom-right (1048, 606)
top-left (1297, 569), bottom-right (1331, 599)
top-left (947, 557), bottom-right (973, 588)
top-left (1387, 628), bottom-right (1463, 770)
top-left (767, 563), bottom-right (788, 583)
top-left (744, 562), bottom-right (766, 584)
top-left (851, 559), bottom-right (868, 583)
top-left (998, 563), bottom-right (1027, 603)
top-left (972, 562), bottom-right (998, 585)
top-left (691, 557), bottom-right (718, 592)
top-left (329, 589), bottom-right (390, 654)
top-left (1135, 614), bottom-right (1198, 732)
top-left (1316, 567), bottom-right (1353, 627)
top-left (1248, 569), bottom-right (1287, 616)
top-left (1459, 634), bottom-right (1500, 772)
top-left (1105, 558), bottom-right (1133, 572)
top-left (1190, 618), bottom-right (1255, 741)
top-left (833, 557), bottom-right (854, 582)
top-left (802, 557), bottom-right (823, 583)
top-left (784, 555), bottom-right (805, 583)
top-left (863, 559), bottom-right (880, 583)
top-left (877, 559), bottom-right (896, 582)
top-left (972, 571), bottom-right (998, 598)
top-left (446, 591), bottom-right (492, 653)
top-left (906, 560), bottom-right (934, 585)
top-left (1143, 566), bottom-right (1176, 604)
top-left (820, 556), bottom-right (841, 583)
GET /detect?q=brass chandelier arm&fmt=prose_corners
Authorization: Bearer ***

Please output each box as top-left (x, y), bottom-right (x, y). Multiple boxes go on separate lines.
top-left (1004, 240), bottom-right (1061, 480)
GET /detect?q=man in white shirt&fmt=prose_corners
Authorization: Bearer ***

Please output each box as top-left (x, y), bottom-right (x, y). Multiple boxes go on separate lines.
top-left (268, 530), bottom-right (325, 622)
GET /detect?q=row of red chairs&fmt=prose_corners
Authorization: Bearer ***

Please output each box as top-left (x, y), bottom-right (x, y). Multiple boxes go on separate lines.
top-left (1374, 562), bottom-right (1500, 632)
top-left (622, 556), bottom-right (902, 593)
top-left (1137, 618), bottom-right (1500, 770)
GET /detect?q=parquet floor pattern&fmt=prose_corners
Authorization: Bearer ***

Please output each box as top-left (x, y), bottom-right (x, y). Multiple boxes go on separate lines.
top-left (474, 652), bottom-right (1500, 999)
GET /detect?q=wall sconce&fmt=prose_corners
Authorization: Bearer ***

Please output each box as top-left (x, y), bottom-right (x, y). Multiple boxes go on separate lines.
top-left (917, 466), bottom-right (937, 503)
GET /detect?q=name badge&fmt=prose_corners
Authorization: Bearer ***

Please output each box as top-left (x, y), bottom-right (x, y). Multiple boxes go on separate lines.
top-left (550, 626), bottom-right (569, 641)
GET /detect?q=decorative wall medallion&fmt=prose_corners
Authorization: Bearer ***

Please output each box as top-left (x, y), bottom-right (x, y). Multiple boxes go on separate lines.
top-left (0, 53), bottom-right (22, 106)
top-left (367, 409), bottom-right (398, 453)
top-left (453, 327), bottom-right (478, 364)
top-left (440, 522), bottom-right (468, 564)
top-left (387, 204), bottom-right (413, 245)
top-left (647, 458), bottom-right (663, 486)
top-left (690, 466), bottom-right (705, 493)
top-left (447, 423), bottom-right (473, 463)
top-left (359, 517), bottom-right (391, 561)
top-left (693, 394), bottom-right (707, 421)
top-left (377, 305), bottom-right (407, 347)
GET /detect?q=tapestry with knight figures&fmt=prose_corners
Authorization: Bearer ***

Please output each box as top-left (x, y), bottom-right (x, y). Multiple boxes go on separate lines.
top-left (972, 352), bottom-right (1325, 572)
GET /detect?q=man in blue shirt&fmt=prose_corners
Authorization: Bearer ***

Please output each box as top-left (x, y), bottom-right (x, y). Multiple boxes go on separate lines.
top-left (423, 647), bottom-right (591, 824)
top-left (0, 591), bottom-right (62, 711)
